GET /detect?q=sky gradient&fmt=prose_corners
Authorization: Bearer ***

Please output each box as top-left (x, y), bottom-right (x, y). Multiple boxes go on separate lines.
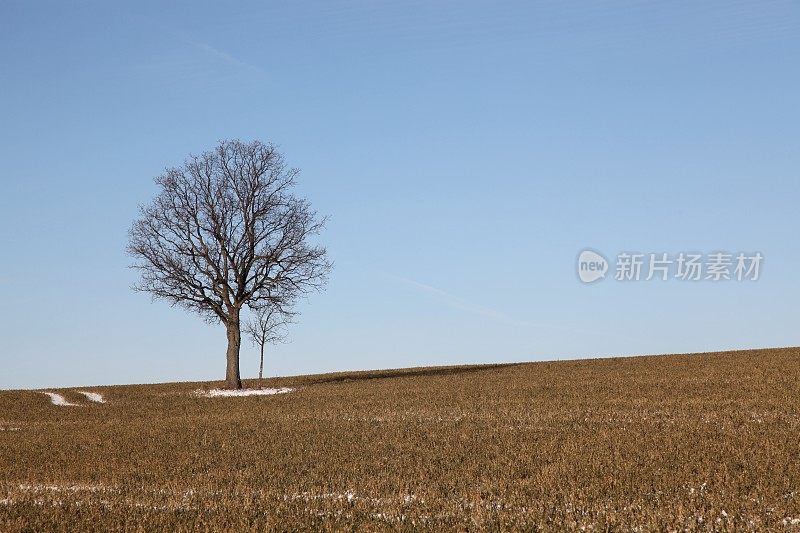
top-left (1, 0), bottom-right (798, 389)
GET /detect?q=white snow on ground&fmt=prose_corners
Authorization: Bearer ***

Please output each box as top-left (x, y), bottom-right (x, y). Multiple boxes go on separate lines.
top-left (77, 391), bottom-right (105, 403)
top-left (41, 392), bottom-right (79, 406)
top-left (18, 483), bottom-right (113, 493)
top-left (196, 387), bottom-right (294, 398)
top-left (285, 491), bottom-right (359, 503)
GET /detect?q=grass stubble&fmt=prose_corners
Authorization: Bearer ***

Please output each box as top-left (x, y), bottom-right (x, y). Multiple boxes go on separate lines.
top-left (1, 347), bottom-right (799, 531)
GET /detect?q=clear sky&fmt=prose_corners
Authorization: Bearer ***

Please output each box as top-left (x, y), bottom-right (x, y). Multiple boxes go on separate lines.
top-left (1, 0), bottom-right (798, 389)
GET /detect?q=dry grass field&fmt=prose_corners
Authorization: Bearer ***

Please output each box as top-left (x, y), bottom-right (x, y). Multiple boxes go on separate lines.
top-left (1, 347), bottom-right (799, 531)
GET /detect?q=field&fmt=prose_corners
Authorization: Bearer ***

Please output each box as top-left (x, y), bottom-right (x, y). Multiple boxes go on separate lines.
top-left (2, 347), bottom-right (800, 531)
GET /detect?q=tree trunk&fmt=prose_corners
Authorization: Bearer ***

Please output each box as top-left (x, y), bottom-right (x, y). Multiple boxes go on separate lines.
top-left (259, 343), bottom-right (265, 389)
top-left (225, 310), bottom-right (242, 390)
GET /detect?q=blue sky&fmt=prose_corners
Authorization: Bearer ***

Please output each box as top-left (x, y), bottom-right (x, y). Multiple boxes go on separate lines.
top-left (1, 0), bottom-right (798, 389)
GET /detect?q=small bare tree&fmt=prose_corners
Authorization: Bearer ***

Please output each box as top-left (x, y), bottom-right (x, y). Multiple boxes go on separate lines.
top-left (128, 140), bottom-right (331, 389)
top-left (244, 305), bottom-right (294, 388)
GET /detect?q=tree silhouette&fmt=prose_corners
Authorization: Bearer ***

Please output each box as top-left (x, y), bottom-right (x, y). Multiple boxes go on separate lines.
top-left (244, 305), bottom-right (294, 388)
top-left (128, 139), bottom-right (331, 389)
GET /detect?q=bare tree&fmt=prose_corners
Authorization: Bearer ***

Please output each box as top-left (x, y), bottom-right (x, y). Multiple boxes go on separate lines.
top-left (244, 305), bottom-right (294, 388)
top-left (127, 140), bottom-right (331, 389)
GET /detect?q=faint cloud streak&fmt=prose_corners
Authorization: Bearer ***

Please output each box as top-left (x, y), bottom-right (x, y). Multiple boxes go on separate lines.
top-left (389, 274), bottom-right (532, 328)
top-left (386, 273), bottom-right (645, 343)
top-left (183, 39), bottom-right (267, 78)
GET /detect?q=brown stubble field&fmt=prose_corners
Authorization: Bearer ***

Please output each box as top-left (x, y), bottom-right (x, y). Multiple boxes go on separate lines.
top-left (1, 347), bottom-right (799, 531)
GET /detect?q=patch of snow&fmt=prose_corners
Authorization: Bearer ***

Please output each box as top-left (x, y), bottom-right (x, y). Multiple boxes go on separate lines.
top-left (196, 387), bottom-right (294, 398)
top-left (18, 483), bottom-right (113, 493)
top-left (41, 392), bottom-right (79, 406)
top-left (0, 427), bottom-right (21, 431)
top-left (77, 391), bottom-right (105, 403)
top-left (285, 491), bottom-right (358, 503)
